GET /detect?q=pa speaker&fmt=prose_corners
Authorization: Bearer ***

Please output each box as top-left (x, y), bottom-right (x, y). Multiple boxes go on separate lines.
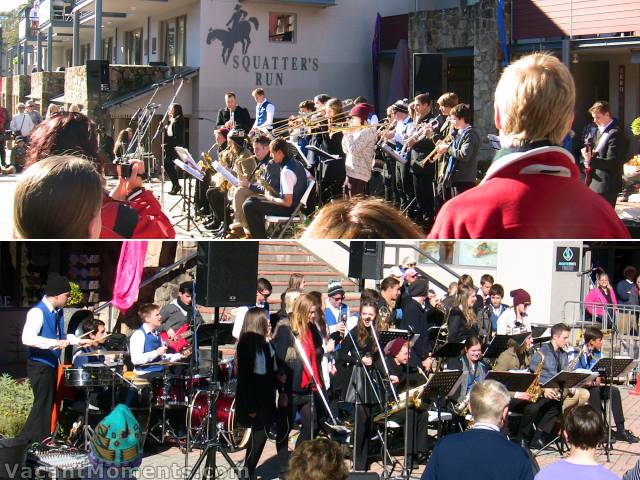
top-left (196, 242), bottom-right (258, 307)
top-left (86, 60), bottom-right (110, 93)
top-left (348, 241), bottom-right (384, 280)
top-left (413, 53), bottom-right (444, 99)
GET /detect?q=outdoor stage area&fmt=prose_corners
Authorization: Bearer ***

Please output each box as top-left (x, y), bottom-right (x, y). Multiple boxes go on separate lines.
top-left (140, 386), bottom-right (640, 479)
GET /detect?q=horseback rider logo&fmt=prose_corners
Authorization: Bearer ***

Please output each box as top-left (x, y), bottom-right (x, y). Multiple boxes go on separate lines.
top-left (207, 3), bottom-right (260, 65)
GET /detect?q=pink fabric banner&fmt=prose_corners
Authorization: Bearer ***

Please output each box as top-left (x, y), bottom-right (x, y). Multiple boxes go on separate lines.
top-left (111, 241), bottom-right (148, 312)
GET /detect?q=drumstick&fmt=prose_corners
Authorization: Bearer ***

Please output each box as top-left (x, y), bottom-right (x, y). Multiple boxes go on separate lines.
top-left (52, 330), bottom-right (103, 350)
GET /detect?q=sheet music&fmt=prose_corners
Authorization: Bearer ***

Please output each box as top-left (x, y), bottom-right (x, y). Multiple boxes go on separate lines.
top-left (212, 160), bottom-right (239, 187)
top-left (174, 146), bottom-right (201, 172)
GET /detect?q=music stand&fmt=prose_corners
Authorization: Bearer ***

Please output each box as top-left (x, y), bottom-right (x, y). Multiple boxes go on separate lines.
top-left (378, 329), bottom-right (419, 351)
top-left (432, 342), bottom-right (464, 360)
top-left (421, 370), bottom-right (464, 440)
top-left (485, 371), bottom-right (537, 393)
top-left (537, 371), bottom-right (596, 455)
top-left (171, 151), bottom-right (205, 235)
top-left (484, 333), bottom-right (530, 359)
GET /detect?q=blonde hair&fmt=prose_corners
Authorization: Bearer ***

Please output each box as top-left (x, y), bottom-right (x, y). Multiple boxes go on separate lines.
top-left (494, 52), bottom-right (574, 147)
top-left (469, 380), bottom-right (510, 425)
top-left (290, 293), bottom-right (317, 338)
top-left (455, 285), bottom-right (477, 328)
top-left (14, 155), bottom-right (103, 239)
top-left (285, 290), bottom-right (302, 315)
top-left (301, 198), bottom-right (425, 239)
top-left (437, 92), bottom-right (459, 108)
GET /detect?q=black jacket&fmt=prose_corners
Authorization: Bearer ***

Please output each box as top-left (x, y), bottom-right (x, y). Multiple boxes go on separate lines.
top-left (216, 106), bottom-right (252, 133)
top-left (399, 297), bottom-right (435, 363)
top-left (588, 118), bottom-right (627, 202)
top-left (447, 307), bottom-right (478, 344)
top-left (164, 116), bottom-right (185, 148)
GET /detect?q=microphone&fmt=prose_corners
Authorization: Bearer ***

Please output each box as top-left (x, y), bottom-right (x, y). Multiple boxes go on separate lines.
top-left (576, 267), bottom-right (602, 277)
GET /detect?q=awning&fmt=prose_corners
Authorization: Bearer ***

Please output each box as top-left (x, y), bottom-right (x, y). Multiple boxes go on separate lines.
top-left (50, 93), bottom-right (66, 104)
top-left (102, 67), bottom-right (198, 113)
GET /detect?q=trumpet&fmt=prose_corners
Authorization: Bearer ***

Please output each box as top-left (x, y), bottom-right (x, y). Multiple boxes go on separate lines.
top-left (376, 119), bottom-right (397, 147)
top-left (416, 133), bottom-right (454, 168)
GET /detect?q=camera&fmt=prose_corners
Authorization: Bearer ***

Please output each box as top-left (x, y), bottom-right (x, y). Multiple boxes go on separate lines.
top-left (113, 158), bottom-right (133, 178)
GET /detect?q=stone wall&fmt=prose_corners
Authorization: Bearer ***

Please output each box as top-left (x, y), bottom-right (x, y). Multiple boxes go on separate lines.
top-left (1, 77), bottom-right (13, 113)
top-left (11, 75), bottom-right (30, 107)
top-left (30, 71), bottom-right (65, 115)
top-left (63, 65), bottom-right (87, 110)
top-left (409, 0), bottom-right (505, 162)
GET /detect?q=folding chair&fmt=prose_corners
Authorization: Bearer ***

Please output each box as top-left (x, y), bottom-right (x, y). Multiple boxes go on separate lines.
top-left (265, 178), bottom-right (316, 238)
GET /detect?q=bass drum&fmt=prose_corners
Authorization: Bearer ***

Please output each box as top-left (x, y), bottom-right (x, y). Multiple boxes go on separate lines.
top-left (187, 391), bottom-right (251, 451)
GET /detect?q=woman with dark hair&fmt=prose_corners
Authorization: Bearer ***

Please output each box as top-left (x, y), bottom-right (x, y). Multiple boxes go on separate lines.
top-left (164, 103), bottom-right (185, 195)
top-left (114, 128), bottom-right (133, 159)
top-left (26, 111), bottom-right (101, 171)
top-left (335, 300), bottom-right (382, 472)
top-left (445, 336), bottom-right (487, 424)
top-left (235, 307), bottom-right (285, 480)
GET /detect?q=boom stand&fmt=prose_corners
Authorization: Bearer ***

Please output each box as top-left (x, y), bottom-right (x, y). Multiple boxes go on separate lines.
top-left (185, 307), bottom-right (241, 480)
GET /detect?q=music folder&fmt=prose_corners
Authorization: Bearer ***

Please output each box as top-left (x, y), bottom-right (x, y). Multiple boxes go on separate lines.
top-left (486, 371), bottom-right (537, 393)
top-left (306, 145), bottom-right (340, 161)
top-left (541, 371), bottom-right (596, 390)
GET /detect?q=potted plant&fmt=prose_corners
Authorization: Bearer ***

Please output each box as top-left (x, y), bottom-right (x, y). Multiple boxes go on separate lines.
top-left (0, 374), bottom-right (33, 479)
top-left (63, 281), bottom-right (86, 329)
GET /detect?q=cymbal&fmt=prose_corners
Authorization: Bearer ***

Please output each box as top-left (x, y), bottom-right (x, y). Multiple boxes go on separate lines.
top-left (77, 350), bottom-right (128, 357)
top-left (139, 361), bottom-right (189, 367)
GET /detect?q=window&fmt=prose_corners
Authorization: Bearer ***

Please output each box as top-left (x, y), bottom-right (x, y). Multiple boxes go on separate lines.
top-left (124, 28), bottom-right (143, 65)
top-left (102, 37), bottom-right (113, 63)
top-left (269, 13), bottom-right (296, 43)
top-left (160, 15), bottom-right (186, 66)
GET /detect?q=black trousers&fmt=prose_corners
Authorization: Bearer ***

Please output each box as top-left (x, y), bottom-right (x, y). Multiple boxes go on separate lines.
top-left (244, 196), bottom-right (294, 239)
top-left (354, 404), bottom-right (373, 471)
top-left (368, 171), bottom-right (385, 198)
top-left (206, 187), bottom-right (227, 223)
top-left (531, 398), bottom-right (562, 438)
top-left (0, 139), bottom-right (5, 165)
top-left (450, 181), bottom-right (475, 198)
top-left (295, 393), bottom-right (320, 447)
top-left (20, 360), bottom-right (57, 444)
top-left (390, 407), bottom-right (429, 456)
top-left (412, 172), bottom-right (436, 221)
top-left (275, 402), bottom-right (294, 467)
top-left (587, 385), bottom-right (625, 429)
top-left (164, 147), bottom-right (180, 189)
top-left (243, 420), bottom-right (269, 480)
top-left (395, 161), bottom-right (414, 211)
top-left (384, 159), bottom-right (399, 206)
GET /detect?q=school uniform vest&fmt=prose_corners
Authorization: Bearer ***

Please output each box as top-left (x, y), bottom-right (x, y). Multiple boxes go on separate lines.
top-left (139, 326), bottom-right (163, 374)
top-left (28, 301), bottom-right (64, 368)
top-left (256, 100), bottom-right (273, 128)
top-left (280, 158), bottom-right (307, 206)
top-left (325, 304), bottom-right (348, 328)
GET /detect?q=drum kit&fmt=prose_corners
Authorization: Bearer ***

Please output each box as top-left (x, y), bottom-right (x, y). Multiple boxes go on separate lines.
top-left (61, 350), bottom-right (248, 453)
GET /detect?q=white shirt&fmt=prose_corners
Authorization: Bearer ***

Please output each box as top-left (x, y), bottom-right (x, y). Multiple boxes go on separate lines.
top-left (22, 296), bottom-right (80, 349)
top-left (10, 112), bottom-right (35, 137)
top-left (496, 308), bottom-right (531, 335)
top-left (325, 299), bottom-right (351, 335)
top-left (253, 100), bottom-right (275, 130)
top-left (232, 303), bottom-right (267, 339)
top-left (598, 119), bottom-right (614, 134)
top-left (130, 323), bottom-right (180, 374)
top-left (472, 422), bottom-right (500, 432)
top-left (280, 167), bottom-right (298, 196)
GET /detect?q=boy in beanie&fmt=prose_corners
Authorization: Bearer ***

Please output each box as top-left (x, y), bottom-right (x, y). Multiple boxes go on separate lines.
top-left (20, 273), bottom-right (92, 444)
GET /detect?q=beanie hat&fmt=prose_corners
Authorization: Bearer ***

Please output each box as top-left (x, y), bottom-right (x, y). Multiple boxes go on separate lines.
top-left (510, 288), bottom-right (531, 306)
top-left (89, 404), bottom-right (142, 468)
top-left (408, 277), bottom-right (429, 297)
top-left (384, 337), bottom-right (408, 357)
top-left (327, 280), bottom-right (345, 298)
top-left (216, 127), bottom-right (230, 139)
top-left (45, 273), bottom-right (70, 296)
top-left (350, 103), bottom-right (373, 123)
top-left (392, 99), bottom-right (409, 114)
top-left (228, 129), bottom-right (246, 146)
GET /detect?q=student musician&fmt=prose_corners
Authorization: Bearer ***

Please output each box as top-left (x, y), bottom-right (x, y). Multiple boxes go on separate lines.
top-left (129, 304), bottom-right (190, 379)
top-left (496, 289), bottom-right (532, 336)
top-left (445, 336), bottom-right (488, 424)
top-left (478, 283), bottom-right (508, 342)
top-left (336, 300), bottom-right (382, 472)
top-left (574, 326), bottom-right (638, 443)
top-left (382, 338), bottom-right (431, 468)
top-left (72, 318), bottom-right (108, 369)
top-left (159, 281), bottom-right (202, 353)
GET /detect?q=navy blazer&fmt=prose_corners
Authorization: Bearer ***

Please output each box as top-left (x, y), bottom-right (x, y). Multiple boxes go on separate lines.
top-left (423, 428), bottom-right (535, 480)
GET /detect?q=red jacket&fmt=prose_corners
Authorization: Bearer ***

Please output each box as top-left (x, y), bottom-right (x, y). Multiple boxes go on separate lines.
top-left (100, 189), bottom-right (176, 239)
top-left (429, 146), bottom-right (630, 239)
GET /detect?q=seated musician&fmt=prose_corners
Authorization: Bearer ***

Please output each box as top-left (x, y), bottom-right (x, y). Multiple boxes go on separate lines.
top-left (496, 289), bottom-right (532, 335)
top-left (129, 303), bottom-right (189, 378)
top-left (229, 134), bottom-right (281, 239)
top-left (573, 326), bottom-right (638, 443)
top-left (72, 318), bottom-right (107, 368)
top-left (382, 338), bottom-right (430, 468)
top-left (158, 281), bottom-right (202, 353)
top-left (201, 127), bottom-right (228, 224)
top-left (526, 323), bottom-right (572, 449)
top-left (436, 103), bottom-right (481, 200)
top-left (243, 138), bottom-right (308, 239)
top-left (445, 336), bottom-right (488, 424)
top-left (206, 129), bottom-right (253, 234)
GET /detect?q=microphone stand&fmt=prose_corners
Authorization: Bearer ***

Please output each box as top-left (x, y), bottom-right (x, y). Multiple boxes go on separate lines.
top-left (152, 79), bottom-right (185, 208)
top-left (605, 311), bottom-right (617, 462)
top-left (343, 325), bottom-right (384, 472)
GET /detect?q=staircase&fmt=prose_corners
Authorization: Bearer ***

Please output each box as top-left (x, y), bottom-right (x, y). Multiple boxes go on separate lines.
top-left (258, 241), bottom-right (360, 310)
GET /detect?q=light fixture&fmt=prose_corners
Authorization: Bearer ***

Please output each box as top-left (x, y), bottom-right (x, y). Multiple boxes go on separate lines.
top-left (571, 52), bottom-right (579, 64)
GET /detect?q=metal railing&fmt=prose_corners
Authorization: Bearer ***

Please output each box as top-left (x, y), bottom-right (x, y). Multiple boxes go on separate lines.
top-left (562, 300), bottom-right (640, 358)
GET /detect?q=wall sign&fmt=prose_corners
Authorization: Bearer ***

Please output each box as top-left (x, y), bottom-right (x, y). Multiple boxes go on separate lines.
top-left (556, 246), bottom-right (580, 272)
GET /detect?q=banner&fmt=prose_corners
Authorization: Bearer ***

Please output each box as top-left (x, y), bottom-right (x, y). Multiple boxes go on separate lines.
top-left (112, 241), bottom-right (148, 312)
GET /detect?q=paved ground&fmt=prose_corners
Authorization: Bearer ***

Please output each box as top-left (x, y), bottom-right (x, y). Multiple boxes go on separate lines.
top-left (139, 385), bottom-right (640, 479)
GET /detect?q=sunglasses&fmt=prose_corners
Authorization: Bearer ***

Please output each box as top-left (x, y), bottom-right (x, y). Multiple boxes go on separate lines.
top-left (408, 263), bottom-right (417, 267)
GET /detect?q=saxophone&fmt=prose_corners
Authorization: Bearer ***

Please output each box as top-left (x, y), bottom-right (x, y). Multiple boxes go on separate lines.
top-left (373, 381), bottom-right (427, 423)
top-left (526, 349), bottom-right (545, 403)
top-left (453, 392), bottom-right (471, 416)
top-left (417, 133), bottom-right (454, 168)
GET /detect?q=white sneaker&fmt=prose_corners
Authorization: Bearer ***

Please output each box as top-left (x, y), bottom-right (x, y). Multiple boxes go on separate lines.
top-left (88, 404), bottom-right (99, 411)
